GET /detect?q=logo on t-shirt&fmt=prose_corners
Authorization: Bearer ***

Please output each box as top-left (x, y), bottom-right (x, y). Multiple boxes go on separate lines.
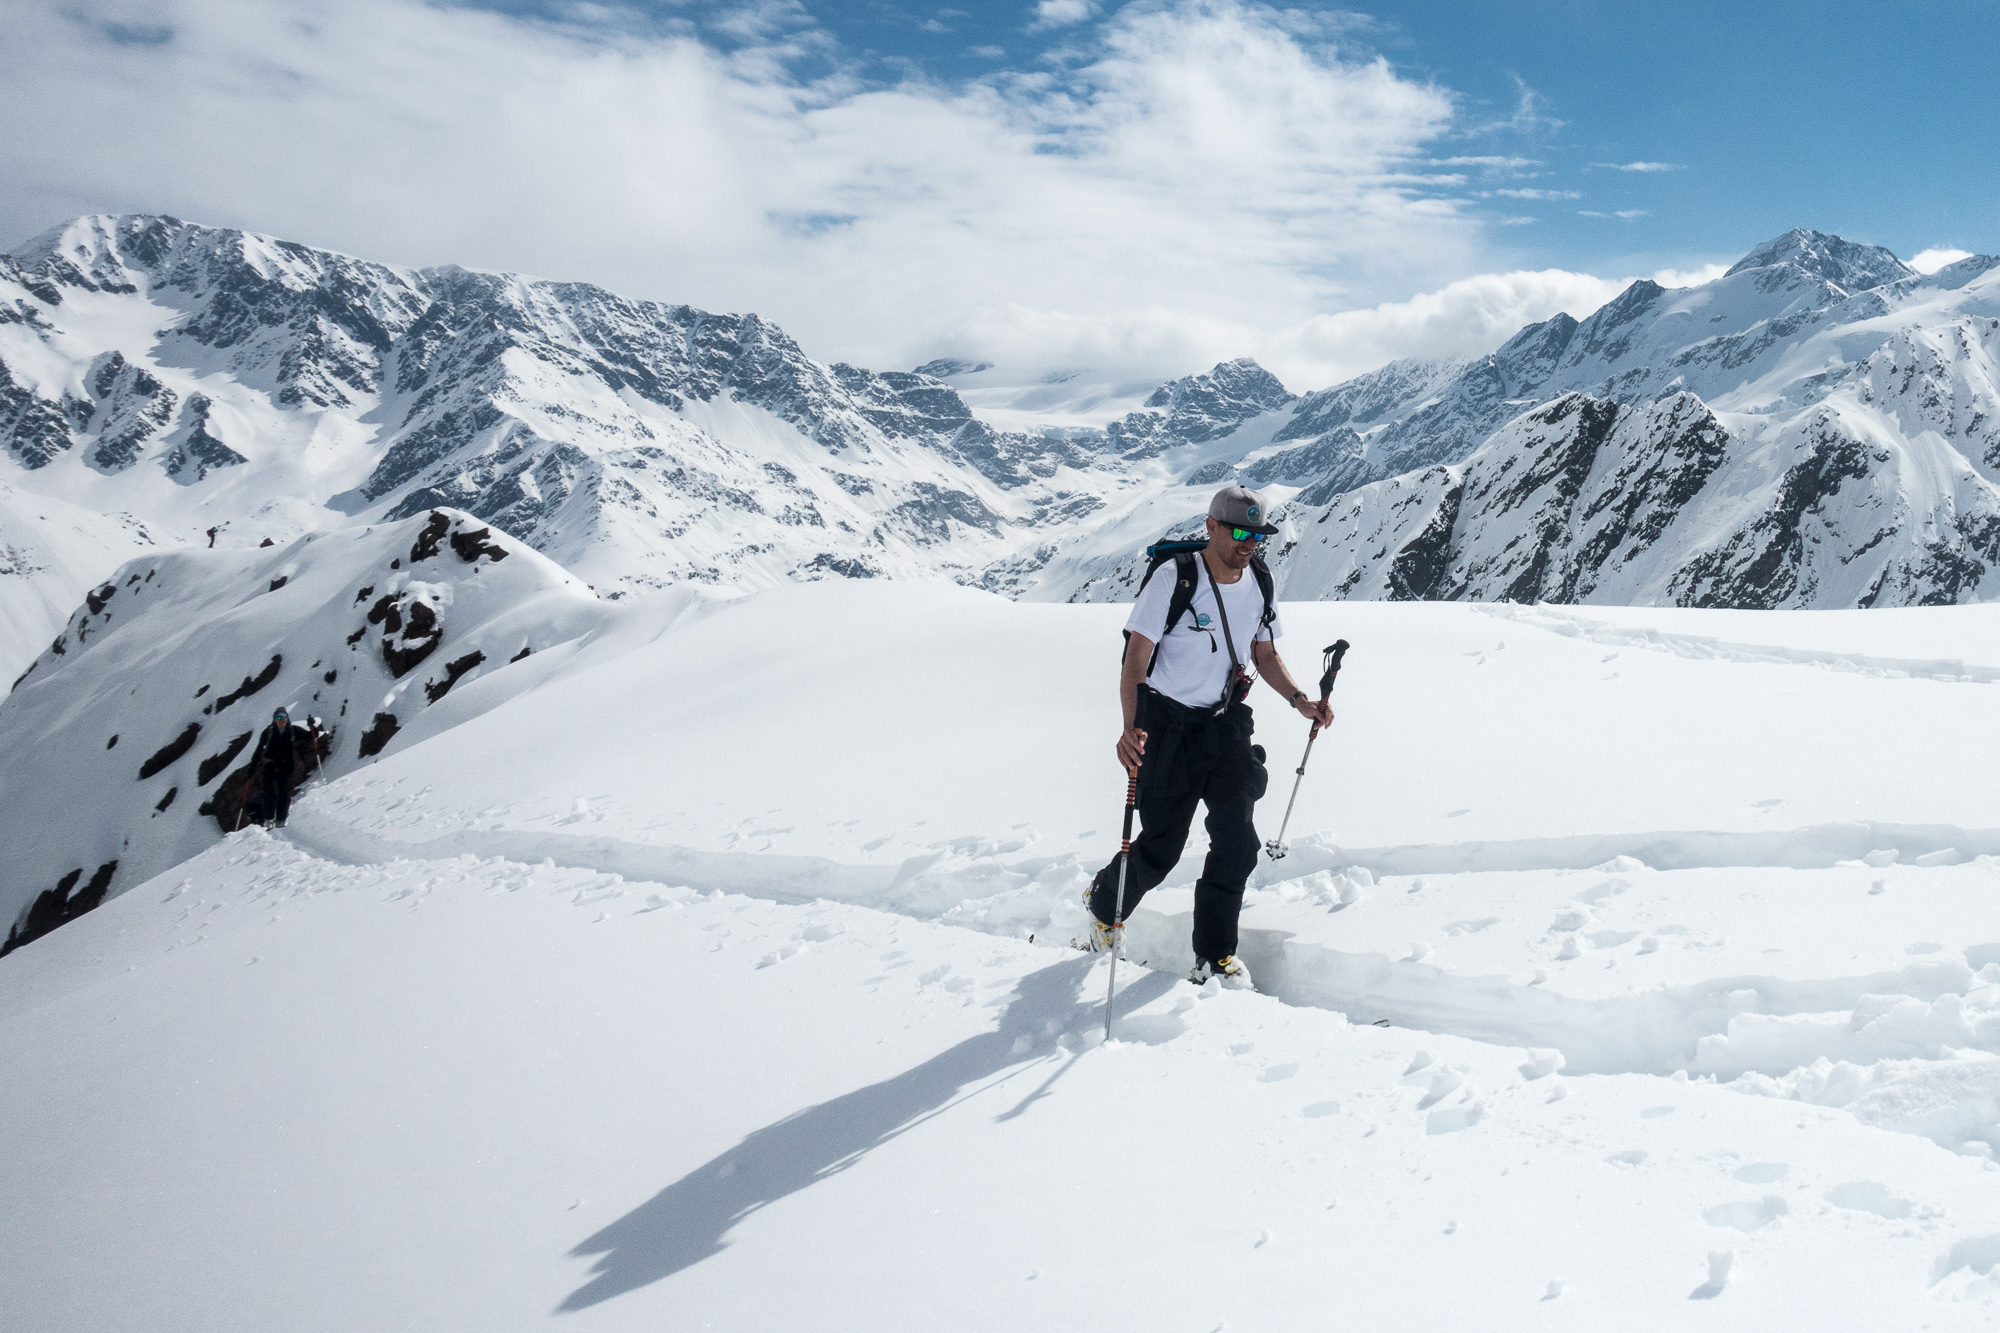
top-left (1194, 612), bottom-right (1212, 629)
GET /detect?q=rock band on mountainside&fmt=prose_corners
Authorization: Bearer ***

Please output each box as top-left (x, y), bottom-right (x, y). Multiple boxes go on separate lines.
top-left (1081, 485), bottom-right (1334, 989)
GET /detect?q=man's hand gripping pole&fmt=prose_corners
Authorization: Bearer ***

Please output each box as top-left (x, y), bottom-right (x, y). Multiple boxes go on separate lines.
top-left (1264, 639), bottom-right (1349, 861)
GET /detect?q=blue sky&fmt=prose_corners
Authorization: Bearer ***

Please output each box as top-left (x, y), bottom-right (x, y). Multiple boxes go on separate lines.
top-left (4, 0), bottom-right (1994, 389)
top-left (727, 0), bottom-right (2000, 273)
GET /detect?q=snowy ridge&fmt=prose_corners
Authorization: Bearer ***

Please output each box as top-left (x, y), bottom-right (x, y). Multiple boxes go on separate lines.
top-left (0, 214), bottom-right (1310, 643)
top-left (7, 215), bottom-right (1997, 636)
top-left (0, 507), bottom-right (615, 952)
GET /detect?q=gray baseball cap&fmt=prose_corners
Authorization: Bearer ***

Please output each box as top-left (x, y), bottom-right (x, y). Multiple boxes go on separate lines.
top-left (1207, 484), bottom-right (1278, 535)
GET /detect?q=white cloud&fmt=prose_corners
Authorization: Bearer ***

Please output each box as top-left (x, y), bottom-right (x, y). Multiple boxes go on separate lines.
top-left (1590, 161), bottom-right (1682, 172)
top-left (1911, 246), bottom-right (1974, 274)
top-left (1578, 209), bottom-right (1649, 220)
top-left (6, 0), bottom-right (1751, 396)
top-left (1029, 0), bottom-right (1097, 31)
top-left (1249, 267), bottom-right (1629, 386)
top-left (1489, 188), bottom-right (1579, 200)
top-left (1650, 262), bottom-right (1729, 288)
top-left (4, 0), bottom-right (1507, 389)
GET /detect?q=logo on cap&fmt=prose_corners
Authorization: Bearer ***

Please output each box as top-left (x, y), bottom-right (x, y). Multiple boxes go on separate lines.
top-left (1246, 504), bottom-right (1261, 523)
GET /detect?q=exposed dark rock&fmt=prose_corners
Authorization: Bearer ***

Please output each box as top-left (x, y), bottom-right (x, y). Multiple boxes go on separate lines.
top-left (197, 731), bottom-right (253, 785)
top-left (798, 553), bottom-right (879, 579)
top-left (408, 510), bottom-right (451, 562)
top-left (105, 734), bottom-right (118, 749)
top-left (1386, 477), bottom-right (1465, 601)
top-left (0, 360), bottom-right (77, 469)
top-left (155, 786), bottom-right (177, 812)
top-left (211, 654), bottom-right (282, 712)
top-left (379, 596), bottom-right (442, 677)
top-left (424, 650), bottom-right (486, 703)
top-left (449, 525), bottom-right (508, 563)
top-left (165, 394), bottom-right (247, 482)
top-left (138, 722), bottom-right (201, 779)
top-left (2, 861), bottom-right (117, 957)
top-left (357, 711), bottom-right (400, 758)
top-left (268, 576), bottom-right (287, 591)
top-left (510, 645), bottom-right (531, 663)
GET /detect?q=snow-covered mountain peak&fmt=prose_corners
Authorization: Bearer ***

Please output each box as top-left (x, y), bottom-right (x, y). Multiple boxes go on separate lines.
top-left (1723, 227), bottom-right (1916, 296)
top-left (1142, 357), bottom-right (1295, 444)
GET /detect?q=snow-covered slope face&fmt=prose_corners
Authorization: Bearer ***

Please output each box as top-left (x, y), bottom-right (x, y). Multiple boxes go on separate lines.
top-left (0, 216), bottom-right (1308, 628)
top-left (0, 480), bottom-right (160, 684)
top-left (7, 582), bottom-right (2000, 1329)
top-left (0, 507), bottom-right (615, 952)
top-left (1030, 231), bottom-right (2000, 610)
top-left (1272, 357), bottom-right (2000, 610)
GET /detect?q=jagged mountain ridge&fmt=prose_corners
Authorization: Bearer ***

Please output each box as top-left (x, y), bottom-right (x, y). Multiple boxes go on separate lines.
top-left (0, 215), bottom-right (1333, 676)
top-left (1056, 230), bottom-right (2000, 609)
top-left (3, 216), bottom-right (1998, 641)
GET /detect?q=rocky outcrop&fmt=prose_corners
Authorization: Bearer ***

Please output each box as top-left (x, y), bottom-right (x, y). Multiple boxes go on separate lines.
top-left (1272, 390), bottom-right (2000, 608)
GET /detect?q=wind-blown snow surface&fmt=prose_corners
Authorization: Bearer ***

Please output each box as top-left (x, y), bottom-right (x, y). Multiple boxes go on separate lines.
top-left (7, 578), bottom-right (2000, 1328)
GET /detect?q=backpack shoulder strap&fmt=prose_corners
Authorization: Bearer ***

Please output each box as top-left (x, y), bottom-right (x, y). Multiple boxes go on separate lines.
top-left (1250, 554), bottom-right (1276, 632)
top-left (1161, 551), bottom-right (1201, 639)
top-left (1123, 548), bottom-right (1204, 676)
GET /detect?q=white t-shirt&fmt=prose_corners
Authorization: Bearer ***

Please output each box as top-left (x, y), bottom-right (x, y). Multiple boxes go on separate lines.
top-left (1124, 556), bottom-right (1282, 710)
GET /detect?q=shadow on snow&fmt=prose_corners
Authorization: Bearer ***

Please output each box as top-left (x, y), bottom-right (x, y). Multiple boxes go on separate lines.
top-left (557, 955), bottom-right (1176, 1312)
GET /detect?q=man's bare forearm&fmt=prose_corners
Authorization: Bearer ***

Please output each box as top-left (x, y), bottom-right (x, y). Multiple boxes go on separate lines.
top-left (1251, 641), bottom-right (1303, 701)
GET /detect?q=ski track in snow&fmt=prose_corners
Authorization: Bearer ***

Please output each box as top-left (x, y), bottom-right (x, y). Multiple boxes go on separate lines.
top-left (275, 805), bottom-right (2000, 1149)
top-left (1483, 604), bottom-right (2000, 684)
top-left (14, 785), bottom-right (2000, 1325)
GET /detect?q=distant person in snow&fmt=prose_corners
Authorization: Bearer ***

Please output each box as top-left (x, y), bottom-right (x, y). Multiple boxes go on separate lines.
top-left (249, 707), bottom-right (313, 828)
top-left (1079, 486), bottom-right (1333, 989)
top-left (206, 526), bottom-right (218, 547)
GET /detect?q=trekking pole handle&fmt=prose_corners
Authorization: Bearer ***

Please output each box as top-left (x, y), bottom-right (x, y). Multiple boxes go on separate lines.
top-left (1309, 639), bottom-right (1349, 739)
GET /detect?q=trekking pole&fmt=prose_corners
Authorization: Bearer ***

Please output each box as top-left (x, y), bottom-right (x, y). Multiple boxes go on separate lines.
top-left (1103, 761), bottom-right (1141, 1040)
top-left (1264, 640), bottom-right (1349, 861)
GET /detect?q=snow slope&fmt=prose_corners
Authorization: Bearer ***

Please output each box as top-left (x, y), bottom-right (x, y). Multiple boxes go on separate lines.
top-left (0, 478), bottom-right (158, 683)
top-left (7, 573), bottom-right (2000, 1327)
top-left (0, 506), bottom-right (612, 951)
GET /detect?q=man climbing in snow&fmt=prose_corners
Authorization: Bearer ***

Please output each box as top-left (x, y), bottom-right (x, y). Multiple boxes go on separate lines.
top-left (1081, 485), bottom-right (1333, 989)
top-left (249, 707), bottom-right (313, 829)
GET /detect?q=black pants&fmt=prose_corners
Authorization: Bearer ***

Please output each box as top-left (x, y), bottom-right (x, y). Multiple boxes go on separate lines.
top-left (1089, 691), bottom-right (1268, 964)
top-left (260, 768), bottom-right (293, 826)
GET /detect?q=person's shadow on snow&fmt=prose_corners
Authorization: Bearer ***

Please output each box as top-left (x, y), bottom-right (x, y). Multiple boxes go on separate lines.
top-left (557, 955), bottom-right (1176, 1312)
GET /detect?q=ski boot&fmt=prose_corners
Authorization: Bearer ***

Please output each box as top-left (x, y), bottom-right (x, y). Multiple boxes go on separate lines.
top-left (1189, 955), bottom-right (1254, 991)
top-left (1072, 916), bottom-right (1121, 957)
